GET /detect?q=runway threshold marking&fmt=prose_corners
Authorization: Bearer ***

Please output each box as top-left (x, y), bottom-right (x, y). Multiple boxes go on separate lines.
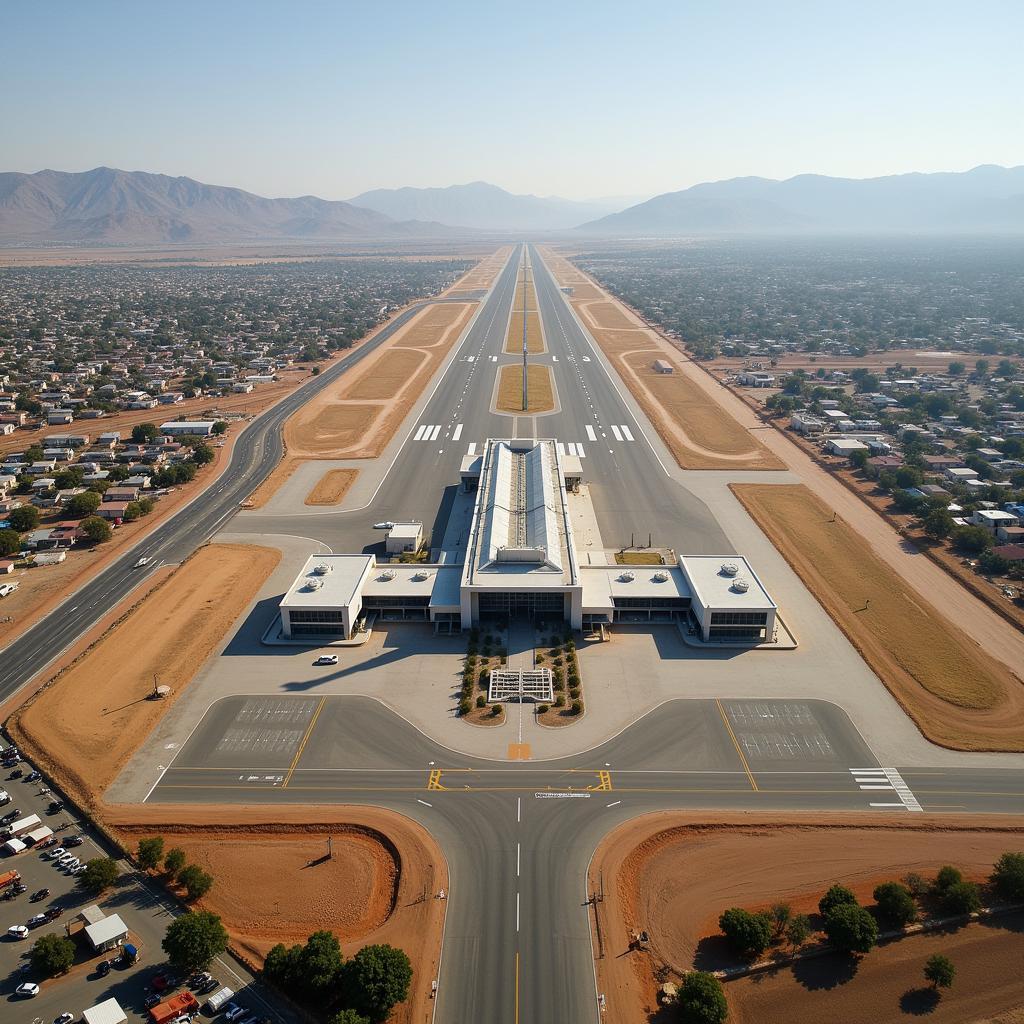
top-left (427, 769), bottom-right (447, 791)
top-left (283, 696), bottom-right (326, 787)
top-left (716, 699), bottom-right (759, 792)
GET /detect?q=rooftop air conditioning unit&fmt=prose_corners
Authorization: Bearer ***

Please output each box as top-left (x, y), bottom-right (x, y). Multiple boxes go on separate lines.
top-left (305, 578), bottom-right (324, 591)
top-left (652, 571), bottom-right (669, 582)
top-left (720, 562), bottom-right (739, 576)
top-left (731, 578), bottom-right (750, 593)
top-left (412, 570), bottom-right (432, 581)
top-left (379, 569), bottom-right (397, 581)
top-left (312, 563), bottom-right (331, 575)
top-left (618, 570), bottom-right (635, 582)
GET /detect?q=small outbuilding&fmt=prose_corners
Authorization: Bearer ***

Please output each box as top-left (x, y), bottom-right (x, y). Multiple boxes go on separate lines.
top-left (385, 522), bottom-right (423, 555)
top-left (84, 912), bottom-right (129, 952)
top-left (83, 998), bottom-right (128, 1024)
top-left (825, 438), bottom-right (869, 458)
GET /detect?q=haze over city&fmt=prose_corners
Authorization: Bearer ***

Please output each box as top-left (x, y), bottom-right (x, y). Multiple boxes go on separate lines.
top-left (2, 5), bottom-right (1024, 1024)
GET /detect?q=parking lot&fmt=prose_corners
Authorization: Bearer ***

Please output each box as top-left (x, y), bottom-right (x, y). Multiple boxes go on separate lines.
top-left (0, 740), bottom-right (288, 1024)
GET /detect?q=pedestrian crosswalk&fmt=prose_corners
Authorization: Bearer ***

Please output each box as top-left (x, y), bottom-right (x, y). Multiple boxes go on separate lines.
top-left (558, 442), bottom-right (587, 458)
top-left (414, 424), bottom-right (441, 441)
top-left (850, 767), bottom-right (923, 811)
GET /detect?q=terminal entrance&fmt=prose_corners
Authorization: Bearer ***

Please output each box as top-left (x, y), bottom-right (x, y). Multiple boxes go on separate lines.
top-left (477, 590), bottom-right (567, 622)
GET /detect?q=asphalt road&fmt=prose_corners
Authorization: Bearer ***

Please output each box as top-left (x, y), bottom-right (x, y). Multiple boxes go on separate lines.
top-left (149, 694), bottom-right (1024, 1023)
top-left (0, 291), bottom-right (478, 702)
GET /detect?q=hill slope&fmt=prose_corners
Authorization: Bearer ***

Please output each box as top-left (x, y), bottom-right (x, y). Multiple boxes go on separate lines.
top-left (350, 181), bottom-right (625, 231)
top-left (578, 165), bottom-right (1024, 235)
top-left (0, 167), bottom-right (449, 244)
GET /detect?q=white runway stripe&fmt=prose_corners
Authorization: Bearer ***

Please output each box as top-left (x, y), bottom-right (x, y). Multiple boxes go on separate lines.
top-left (611, 425), bottom-right (623, 441)
top-left (621, 425), bottom-right (635, 441)
top-left (414, 424), bottom-right (428, 441)
top-left (557, 443), bottom-right (566, 456)
top-left (466, 442), bottom-right (477, 456)
top-left (586, 425), bottom-right (597, 441)
top-left (452, 423), bottom-right (463, 441)
top-left (428, 424), bottom-right (441, 442)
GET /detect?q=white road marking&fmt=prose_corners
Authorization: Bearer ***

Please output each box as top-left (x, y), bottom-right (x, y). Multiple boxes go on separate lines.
top-left (516, 891), bottom-right (520, 931)
top-left (452, 424), bottom-right (463, 441)
top-left (428, 425), bottom-right (441, 441)
top-left (466, 355), bottom-right (475, 362)
top-left (611, 425), bottom-right (623, 441)
top-left (491, 355), bottom-right (498, 362)
top-left (552, 355), bottom-right (558, 361)
top-left (417, 799), bottom-right (433, 807)
top-left (586, 425), bottom-right (597, 441)
top-left (467, 442), bottom-right (477, 456)
top-left (517, 842), bottom-right (521, 876)
top-left (557, 442), bottom-right (566, 456)
top-left (582, 355), bottom-right (590, 362)
top-left (576, 444), bottom-right (586, 458)
top-left (606, 800), bottom-right (621, 808)
top-left (517, 797), bottom-right (521, 822)
top-left (621, 425), bottom-right (635, 441)
top-left (884, 767), bottom-right (924, 811)
top-left (414, 424), bottom-right (428, 441)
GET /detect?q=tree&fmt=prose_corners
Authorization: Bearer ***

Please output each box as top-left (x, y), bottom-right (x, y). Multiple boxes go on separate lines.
top-left (178, 864), bottom-right (214, 901)
top-left (7, 504), bottom-right (40, 531)
top-left (191, 443), bottom-right (214, 465)
top-left (718, 907), bottom-right (772, 957)
top-left (131, 422), bottom-right (160, 443)
top-left (823, 903), bottom-right (878, 954)
top-left (164, 847), bottom-right (187, 879)
top-left (676, 971), bottom-right (728, 1024)
top-left (942, 880), bottom-right (981, 915)
top-left (991, 851), bottom-right (1024, 901)
top-left (849, 448), bottom-right (869, 470)
top-left (818, 884), bottom-right (857, 916)
top-left (123, 501), bottom-right (142, 522)
top-left (344, 944), bottom-right (413, 1022)
top-left (31, 932), bottom-right (75, 976)
top-left (162, 911), bottom-right (228, 971)
top-left (952, 526), bottom-right (994, 555)
top-left (64, 490), bottom-right (101, 517)
top-left (212, 421), bottom-right (228, 436)
top-left (331, 1012), bottom-right (369, 1024)
top-left (948, 361), bottom-right (966, 375)
top-left (769, 902), bottom-right (792, 938)
top-left (264, 942), bottom-right (303, 993)
top-left (920, 507), bottom-right (954, 541)
top-left (300, 930), bottom-right (347, 1002)
top-left (80, 515), bottom-right (112, 543)
top-left (873, 881), bottom-right (917, 926)
top-left (0, 528), bottom-right (20, 557)
top-left (934, 865), bottom-right (963, 892)
top-left (786, 914), bottom-right (812, 947)
top-left (924, 953), bottom-right (955, 990)
top-left (137, 837), bottom-right (165, 871)
top-left (78, 857), bottom-right (120, 893)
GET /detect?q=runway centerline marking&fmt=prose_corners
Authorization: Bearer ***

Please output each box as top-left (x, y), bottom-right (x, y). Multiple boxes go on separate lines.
top-left (717, 700), bottom-right (759, 792)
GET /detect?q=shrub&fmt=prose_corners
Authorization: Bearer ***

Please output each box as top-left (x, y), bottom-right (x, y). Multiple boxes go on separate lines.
top-left (942, 880), bottom-right (981, 915)
top-left (818, 884), bottom-right (857, 916)
top-left (934, 866), bottom-right (963, 893)
top-left (924, 953), bottom-right (955, 990)
top-left (823, 903), bottom-right (878, 954)
top-left (178, 864), bottom-right (214, 900)
top-left (537, 704), bottom-right (550, 714)
top-left (718, 907), bottom-right (773, 957)
top-left (903, 871), bottom-right (928, 897)
top-left (476, 695), bottom-right (486, 709)
top-left (555, 694), bottom-right (566, 708)
top-left (570, 699), bottom-right (582, 715)
top-left (769, 902), bottom-right (792, 937)
top-left (459, 698), bottom-right (471, 716)
top-left (490, 704), bottom-right (501, 717)
top-left (786, 914), bottom-right (811, 947)
top-left (873, 881), bottom-right (917, 926)
top-left (991, 852), bottom-right (1024, 901)
top-left (569, 687), bottom-right (580, 700)
top-left (676, 970), bottom-right (728, 1024)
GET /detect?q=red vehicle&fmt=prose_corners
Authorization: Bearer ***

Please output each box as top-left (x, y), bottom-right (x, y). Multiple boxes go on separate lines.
top-left (0, 869), bottom-right (21, 890)
top-left (149, 992), bottom-right (199, 1024)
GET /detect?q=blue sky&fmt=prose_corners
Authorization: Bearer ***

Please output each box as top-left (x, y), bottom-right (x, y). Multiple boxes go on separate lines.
top-left (4, 0), bottom-right (1023, 200)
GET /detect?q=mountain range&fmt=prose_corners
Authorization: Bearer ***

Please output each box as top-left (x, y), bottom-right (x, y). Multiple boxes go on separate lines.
top-left (579, 165), bottom-right (1024, 235)
top-left (349, 181), bottom-right (631, 232)
top-left (0, 167), bottom-right (447, 245)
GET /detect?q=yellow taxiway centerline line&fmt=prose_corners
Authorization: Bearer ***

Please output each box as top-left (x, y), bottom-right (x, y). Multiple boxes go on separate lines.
top-left (716, 699), bottom-right (758, 792)
top-left (283, 696), bottom-right (326, 788)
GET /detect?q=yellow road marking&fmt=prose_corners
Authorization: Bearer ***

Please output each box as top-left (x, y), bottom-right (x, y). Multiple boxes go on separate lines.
top-left (428, 769), bottom-right (447, 791)
top-left (283, 696), bottom-right (325, 788)
top-left (587, 770), bottom-right (612, 792)
top-left (716, 699), bottom-right (758, 792)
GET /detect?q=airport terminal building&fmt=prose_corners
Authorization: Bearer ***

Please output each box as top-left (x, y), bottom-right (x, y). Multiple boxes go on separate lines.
top-left (279, 438), bottom-right (777, 643)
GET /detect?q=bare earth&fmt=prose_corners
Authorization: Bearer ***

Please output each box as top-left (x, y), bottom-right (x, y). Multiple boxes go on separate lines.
top-left (496, 364), bottom-right (556, 414)
top-left (539, 249), bottom-right (782, 470)
top-left (590, 811), bottom-right (1024, 1024)
top-left (7, 543), bottom-right (281, 811)
top-left (305, 468), bottom-right (359, 506)
top-left (107, 806), bottom-right (448, 1024)
top-left (733, 483), bottom-right (1024, 750)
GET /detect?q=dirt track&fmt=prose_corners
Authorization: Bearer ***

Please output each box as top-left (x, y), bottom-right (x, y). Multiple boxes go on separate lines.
top-left (589, 811), bottom-right (1024, 1024)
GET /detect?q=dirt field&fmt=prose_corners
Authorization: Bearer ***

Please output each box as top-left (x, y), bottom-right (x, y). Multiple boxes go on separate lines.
top-left (496, 364), bottom-right (556, 413)
top-left (505, 310), bottom-right (545, 354)
top-left (733, 483), bottom-right (1024, 750)
top-left (590, 811), bottom-right (1024, 1024)
top-left (7, 543), bottom-right (281, 811)
top-left (285, 301), bottom-right (475, 460)
top-left (305, 468), bottom-right (358, 506)
top-left (107, 806), bottom-right (448, 1024)
top-left (539, 248), bottom-right (782, 470)
top-left (447, 245), bottom-right (513, 295)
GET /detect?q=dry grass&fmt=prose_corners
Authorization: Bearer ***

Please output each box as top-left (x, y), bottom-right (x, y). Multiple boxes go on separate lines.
top-left (733, 483), bottom-right (1024, 749)
top-left (9, 544), bottom-right (281, 810)
top-left (305, 468), bottom-right (358, 506)
top-left (505, 310), bottom-right (545, 354)
top-left (496, 364), bottom-right (556, 413)
top-left (288, 403), bottom-right (382, 456)
top-left (614, 551), bottom-right (664, 565)
top-left (398, 302), bottom-right (474, 347)
top-left (339, 349), bottom-right (427, 400)
top-left (245, 455), bottom-right (300, 508)
top-left (586, 301), bottom-right (639, 330)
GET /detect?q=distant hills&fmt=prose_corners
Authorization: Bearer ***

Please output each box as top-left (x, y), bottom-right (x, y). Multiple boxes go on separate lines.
top-left (349, 181), bottom-right (630, 232)
top-left (0, 167), bottom-right (450, 245)
top-left (578, 165), bottom-right (1024, 235)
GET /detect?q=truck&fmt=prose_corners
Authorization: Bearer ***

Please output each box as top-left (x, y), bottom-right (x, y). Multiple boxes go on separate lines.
top-left (0, 813), bottom-right (41, 838)
top-left (205, 987), bottom-right (234, 1013)
top-left (0, 869), bottom-right (21, 889)
top-left (149, 992), bottom-right (199, 1024)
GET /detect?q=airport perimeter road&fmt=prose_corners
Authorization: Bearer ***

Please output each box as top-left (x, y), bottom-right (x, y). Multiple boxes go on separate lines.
top-left (233, 242), bottom-right (731, 556)
top-left (149, 695), bottom-right (1024, 1024)
top-left (0, 292), bottom-right (481, 703)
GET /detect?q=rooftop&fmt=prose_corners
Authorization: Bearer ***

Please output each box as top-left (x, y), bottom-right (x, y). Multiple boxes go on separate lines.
top-left (281, 555), bottom-right (374, 608)
top-left (679, 555), bottom-right (777, 611)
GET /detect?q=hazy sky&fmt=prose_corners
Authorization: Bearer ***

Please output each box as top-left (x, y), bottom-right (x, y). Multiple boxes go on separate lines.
top-left (5, 0), bottom-right (1023, 201)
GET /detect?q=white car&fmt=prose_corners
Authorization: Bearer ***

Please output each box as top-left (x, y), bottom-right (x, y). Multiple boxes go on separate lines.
top-left (58, 854), bottom-right (77, 867)
top-left (8, 924), bottom-right (28, 939)
top-left (16, 981), bottom-right (39, 997)
top-left (47, 848), bottom-right (66, 859)
top-left (133, 557), bottom-right (151, 569)
top-left (314, 655), bottom-right (338, 666)
top-left (372, 521), bottom-right (395, 530)
top-left (73, 865), bottom-right (87, 876)
top-left (62, 857), bottom-right (80, 871)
